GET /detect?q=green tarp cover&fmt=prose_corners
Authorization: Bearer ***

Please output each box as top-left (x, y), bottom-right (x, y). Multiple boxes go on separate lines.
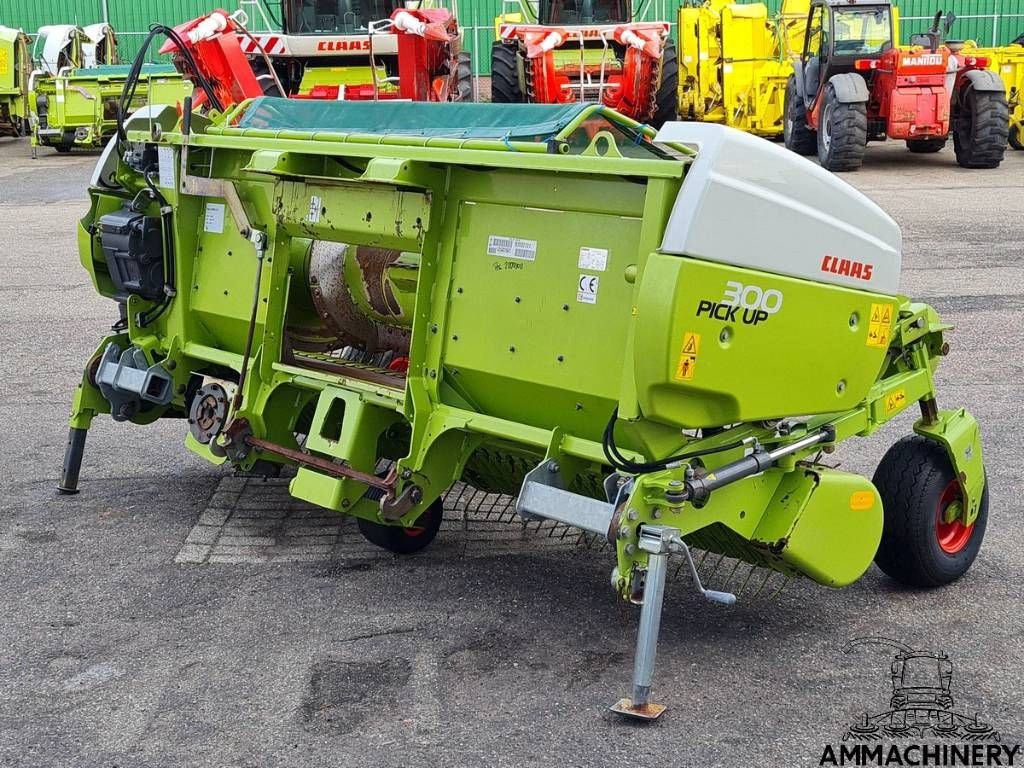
top-left (236, 98), bottom-right (592, 140)
top-left (68, 64), bottom-right (178, 79)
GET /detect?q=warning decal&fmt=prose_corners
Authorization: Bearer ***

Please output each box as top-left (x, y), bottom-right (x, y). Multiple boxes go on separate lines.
top-left (675, 331), bottom-right (701, 380)
top-left (885, 388), bottom-right (907, 415)
top-left (307, 195), bottom-right (322, 224)
top-left (866, 303), bottom-right (893, 349)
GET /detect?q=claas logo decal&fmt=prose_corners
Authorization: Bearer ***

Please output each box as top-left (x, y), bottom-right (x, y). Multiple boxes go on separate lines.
top-left (317, 39), bottom-right (372, 52)
top-left (821, 255), bottom-right (874, 281)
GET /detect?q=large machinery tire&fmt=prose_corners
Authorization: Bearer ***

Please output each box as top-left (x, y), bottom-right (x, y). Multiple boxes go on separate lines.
top-left (783, 76), bottom-right (816, 155)
top-left (1010, 124), bottom-right (1023, 151)
top-left (817, 83), bottom-right (867, 172)
top-left (491, 41), bottom-right (523, 103)
top-left (906, 137), bottom-right (947, 153)
top-left (250, 58), bottom-right (285, 97)
top-left (356, 497), bottom-right (444, 555)
top-left (873, 435), bottom-right (988, 587)
top-left (953, 84), bottom-right (1009, 168)
top-left (455, 51), bottom-right (473, 102)
top-left (651, 39), bottom-right (679, 128)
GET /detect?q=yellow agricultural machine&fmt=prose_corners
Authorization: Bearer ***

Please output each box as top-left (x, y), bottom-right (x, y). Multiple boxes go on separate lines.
top-left (675, 0), bottom-right (809, 138)
top-left (676, 0), bottom-right (907, 141)
top-left (0, 26), bottom-right (31, 137)
top-left (961, 35), bottom-right (1023, 149)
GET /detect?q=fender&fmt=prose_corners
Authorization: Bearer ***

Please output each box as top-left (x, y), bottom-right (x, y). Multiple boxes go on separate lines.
top-left (960, 68), bottom-right (1005, 93)
top-left (828, 72), bottom-right (869, 103)
top-left (791, 60), bottom-right (806, 99)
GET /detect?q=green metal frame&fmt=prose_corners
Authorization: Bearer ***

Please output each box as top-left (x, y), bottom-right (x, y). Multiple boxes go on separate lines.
top-left (69, 99), bottom-right (981, 601)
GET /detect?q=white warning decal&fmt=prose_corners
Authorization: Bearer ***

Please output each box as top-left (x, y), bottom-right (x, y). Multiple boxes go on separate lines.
top-left (308, 195), bottom-right (322, 224)
top-left (157, 146), bottom-right (175, 189)
top-left (203, 202), bottom-right (225, 234)
top-left (577, 274), bottom-right (599, 304)
top-left (578, 246), bottom-right (608, 272)
top-left (488, 235), bottom-right (537, 261)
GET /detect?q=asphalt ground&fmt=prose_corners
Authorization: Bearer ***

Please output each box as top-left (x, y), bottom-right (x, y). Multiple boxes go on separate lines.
top-left (0, 135), bottom-right (1022, 768)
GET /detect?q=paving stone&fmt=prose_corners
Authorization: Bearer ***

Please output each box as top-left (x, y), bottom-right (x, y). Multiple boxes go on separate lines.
top-left (184, 525), bottom-right (220, 546)
top-left (173, 544), bottom-right (211, 564)
top-left (217, 535), bottom-right (277, 547)
top-left (207, 553), bottom-right (269, 564)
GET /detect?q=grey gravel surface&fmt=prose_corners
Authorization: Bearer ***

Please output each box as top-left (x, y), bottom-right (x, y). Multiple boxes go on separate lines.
top-left (0, 136), bottom-right (1021, 768)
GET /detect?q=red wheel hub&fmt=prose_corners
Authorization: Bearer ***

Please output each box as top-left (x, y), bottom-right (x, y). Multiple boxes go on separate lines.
top-left (935, 479), bottom-right (974, 554)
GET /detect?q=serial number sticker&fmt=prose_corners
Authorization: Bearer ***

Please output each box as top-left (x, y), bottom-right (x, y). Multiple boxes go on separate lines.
top-left (487, 235), bottom-right (537, 262)
top-left (307, 195), bottom-right (322, 224)
top-left (157, 146), bottom-right (175, 189)
top-left (203, 202), bottom-right (225, 234)
top-left (577, 274), bottom-right (599, 304)
top-left (578, 246), bottom-right (609, 272)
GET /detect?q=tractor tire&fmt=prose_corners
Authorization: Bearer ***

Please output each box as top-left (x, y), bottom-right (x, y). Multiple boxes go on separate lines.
top-left (783, 76), bottom-right (816, 155)
top-left (1008, 123), bottom-right (1023, 151)
top-left (650, 39), bottom-right (679, 128)
top-left (54, 143), bottom-right (73, 153)
top-left (817, 83), bottom-right (867, 172)
top-left (455, 51), bottom-right (473, 102)
top-left (906, 137), bottom-right (947, 153)
top-left (872, 435), bottom-right (988, 588)
top-left (491, 41), bottom-right (523, 103)
top-left (952, 84), bottom-right (1009, 168)
top-left (356, 497), bottom-right (444, 555)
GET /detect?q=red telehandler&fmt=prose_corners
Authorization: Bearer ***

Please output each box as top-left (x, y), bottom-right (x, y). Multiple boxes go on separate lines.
top-left (784, 1), bottom-right (1008, 171)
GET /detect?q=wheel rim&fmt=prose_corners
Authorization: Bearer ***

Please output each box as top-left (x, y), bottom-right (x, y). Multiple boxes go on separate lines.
top-left (935, 478), bottom-right (974, 554)
top-left (821, 103), bottom-right (833, 150)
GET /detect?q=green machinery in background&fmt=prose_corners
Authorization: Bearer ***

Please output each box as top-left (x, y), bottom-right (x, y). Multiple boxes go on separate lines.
top-left (60, 95), bottom-right (988, 719)
top-left (28, 23), bottom-right (192, 154)
top-left (0, 26), bottom-right (31, 137)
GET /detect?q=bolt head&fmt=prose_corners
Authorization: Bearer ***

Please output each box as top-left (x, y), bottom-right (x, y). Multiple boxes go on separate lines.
top-left (627, 508), bottom-right (638, 521)
top-left (618, 524), bottom-right (632, 540)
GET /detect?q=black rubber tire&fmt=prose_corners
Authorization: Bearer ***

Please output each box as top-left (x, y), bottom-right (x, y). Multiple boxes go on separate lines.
top-left (490, 41), bottom-right (523, 103)
top-left (783, 75), bottom-right (817, 155)
top-left (1008, 123), bottom-right (1023, 151)
top-left (357, 497), bottom-right (443, 555)
top-left (650, 39), bottom-right (679, 128)
top-left (952, 84), bottom-right (1009, 168)
top-left (455, 50), bottom-right (473, 102)
top-left (817, 82), bottom-right (867, 172)
top-left (906, 137), bottom-right (947, 153)
top-left (250, 57), bottom-right (284, 97)
top-left (873, 435), bottom-right (988, 588)
top-left (54, 143), bottom-right (73, 153)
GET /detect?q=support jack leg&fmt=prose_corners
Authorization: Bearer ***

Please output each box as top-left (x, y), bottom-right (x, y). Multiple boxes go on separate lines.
top-left (611, 526), bottom-right (674, 721)
top-left (58, 427), bottom-right (88, 495)
top-left (611, 526), bottom-right (736, 722)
